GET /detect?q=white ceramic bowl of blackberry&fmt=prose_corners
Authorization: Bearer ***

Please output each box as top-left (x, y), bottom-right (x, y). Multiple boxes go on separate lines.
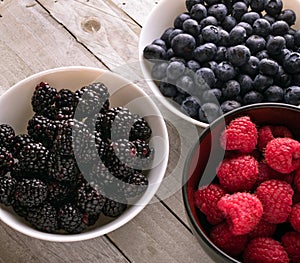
top-left (0, 66), bottom-right (169, 242)
top-left (139, 0), bottom-right (300, 128)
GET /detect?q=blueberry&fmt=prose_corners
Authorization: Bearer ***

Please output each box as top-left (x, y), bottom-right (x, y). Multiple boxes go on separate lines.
top-left (166, 48), bottom-right (175, 59)
top-left (205, 0), bottom-right (220, 6)
top-left (237, 22), bottom-right (253, 36)
top-left (266, 35), bottom-right (286, 55)
top-left (265, 0), bottom-right (283, 17)
top-left (246, 35), bottom-right (266, 54)
top-left (168, 29), bottom-right (184, 44)
top-left (176, 75), bottom-right (196, 95)
top-left (190, 4), bottom-right (207, 22)
top-left (174, 13), bottom-right (191, 29)
top-left (215, 61), bottom-right (237, 82)
top-left (229, 25), bottom-right (247, 45)
top-left (232, 1), bottom-right (248, 21)
top-left (241, 12), bottom-right (261, 25)
top-left (199, 16), bottom-right (218, 28)
top-left (278, 9), bottom-right (296, 26)
top-left (227, 45), bottom-right (251, 66)
top-left (173, 93), bottom-right (188, 105)
top-left (169, 57), bottom-right (186, 64)
top-left (283, 52), bottom-right (300, 74)
top-left (222, 80), bottom-right (240, 99)
top-left (202, 61), bottom-right (218, 72)
top-left (185, 0), bottom-right (205, 12)
top-left (215, 46), bottom-right (227, 62)
top-left (160, 27), bottom-right (174, 47)
top-left (284, 86), bottom-right (300, 105)
top-left (198, 103), bottom-right (221, 123)
top-left (220, 100), bottom-right (241, 113)
top-left (193, 43), bottom-right (217, 63)
top-left (202, 88), bottom-right (222, 102)
top-left (167, 61), bottom-right (186, 80)
top-left (201, 25), bottom-right (220, 43)
top-left (151, 61), bottom-right (168, 81)
top-left (207, 4), bottom-right (227, 21)
top-left (143, 44), bottom-right (167, 60)
top-left (294, 30), bottom-right (300, 47)
top-left (253, 74), bottom-right (273, 92)
top-left (171, 33), bottom-right (196, 57)
top-left (237, 74), bottom-right (253, 95)
top-left (241, 56), bottom-right (259, 77)
top-left (271, 20), bottom-right (289, 36)
top-left (250, 0), bottom-right (267, 12)
top-left (222, 16), bottom-right (237, 32)
top-left (277, 48), bottom-right (291, 65)
top-left (259, 58), bottom-right (279, 75)
top-left (152, 39), bottom-right (167, 51)
top-left (263, 14), bottom-right (276, 25)
top-left (274, 66), bottom-right (291, 87)
top-left (243, 91), bottom-right (264, 104)
top-left (218, 29), bottom-right (230, 46)
top-left (181, 96), bottom-right (201, 117)
top-left (256, 50), bottom-right (269, 60)
top-left (284, 34), bottom-right (295, 50)
top-left (252, 18), bottom-right (271, 37)
top-left (159, 80), bottom-right (178, 97)
top-left (182, 19), bottom-right (201, 37)
top-left (187, 60), bottom-right (201, 72)
top-left (194, 67), bottom-right (216, 89)
top-left (264, 85), bottom-right (284, 102)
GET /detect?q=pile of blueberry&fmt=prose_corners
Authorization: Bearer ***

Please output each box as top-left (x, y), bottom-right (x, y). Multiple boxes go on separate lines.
top-left (143, 0), bottom-right (300, 123)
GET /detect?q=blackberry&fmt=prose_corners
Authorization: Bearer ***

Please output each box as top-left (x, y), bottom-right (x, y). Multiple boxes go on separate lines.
top-left (27, 115), bottom-right (58, 148)
top-left (55, 89), bottom-right (75, 108)
top-left (130, 117), bottom-right (152, 141)
top-left (74, 82), bottom-right (110, 119)
top-left (58, 202), bottom-right (87, 233)
top-left (0, 147), bottom-right (14, 175)
top-left (77, 184), bottom-right (106, 215)
top-left (12, 200), bottom-right (29, 218)
top-left (10, 134), bottom-right (34, 159)
top-left (48, 155), bottom-right (79, 182)
top-left (0, 124), bottom-right (15, 149)
top-left (31, 82), bottom-right (57, 114)
top-left (26, 202), bottom-right (58, 233)
top-left (55, 106), bottom-right (75, 120)
top-left (15, 178), bottom-right (48, 207)
top-left (122, 172), bottom-right (148, 198)
top-left (102, 198), bottom-right (127, 217)
top-left (18, 142), bottom-right (51, 174)
top-left (0, 174), bottom-right (16, 206)
top-left (47, 180), bottom-right (73, 207)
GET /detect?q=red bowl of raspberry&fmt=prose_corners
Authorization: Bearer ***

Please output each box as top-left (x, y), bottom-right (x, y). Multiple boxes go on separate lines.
top-left (182, 103), bottom-right (300, 263)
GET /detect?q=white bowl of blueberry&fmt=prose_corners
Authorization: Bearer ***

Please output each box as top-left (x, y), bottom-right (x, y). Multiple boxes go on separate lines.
top-left (0, 66), bottom-right (169, 242)
top-left (139, 0), bottom-right (300, 127)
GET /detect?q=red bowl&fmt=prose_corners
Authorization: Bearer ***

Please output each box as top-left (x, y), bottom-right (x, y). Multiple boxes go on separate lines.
top-left (182, 103), bottom-right (300, 262)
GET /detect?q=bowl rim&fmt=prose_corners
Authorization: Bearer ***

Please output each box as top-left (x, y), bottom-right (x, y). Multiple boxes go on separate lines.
top-left (182, 102), bottom-right (300, 262)
top-left (0, 66), bottom-right (170, 242)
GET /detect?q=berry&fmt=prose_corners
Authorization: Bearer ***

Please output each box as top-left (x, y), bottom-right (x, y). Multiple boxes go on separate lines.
top-left (252, 18), bottom-right (271, 37)
top-left (174, 12), bottom-right (190, 29)
top-left (181, 96), bottom-right (201, 117)
top-left (167, 61), bottom-right (185, 80)
top-left (215, 61), bottom-right (236, 82)
top-left (49, 155), bottom-right (79, 182)
top-left (217, 192), bottom-right (263, 235)
top-left (265, 0), bottom-right (283, 16)
top-left (282, 231), bottom-right (300, 263)
top-left (265, 138), bottom-right (300, 174)
top-left (241, 12), bottom-right (260, 25)
top-left (182, 18), bottom-right (200, 37)
top-left (202, 88), bottom-right (222, 102)
top-left (284, 86), bottom-right (300, 105)
top-left (222, 16), bottom-right (237, 31)
top-left (47, 180), bottom-right (73, 206)
top-left (250, 0), bottom-right (267, 12)
top-left (143, 44), bottom-right (166, 60)
top-left (102, 197), bottom-right (127, 217)
top-left (185, 0), bottom-right (204, 12)
top-left (171, 33), bottom-right (196, 57)
top-left (290, 203), bottom-right (300, 232)
top-left (229, 26), bottom-right (247, 45)
top-left (200, 16), bottom-right (218, 28)
top-left (220, 116), bottom-right (258, 153)
top-left (259, 58), bottom-right (279, 76)
top-left (243, 90), bottom-right (264, 104)
top-left (227, 45), bottom-right (250, 67)
top-left (193, 43), bottom-right (217, 63)
top-left (256, 179), bottom-right (294, 223)
top-left (248, 219), bottom-right (277, 239)
top-left (278, 9), bottom-right (296, 26)
top-left (190, 4), bottom-right (207, 21)
top-left (0, 124), bottom-right (15, 149)
top-left (10, 134), bottom-right (34, 159)
top-left (122, 172), bottom-right (149, 198)
top-left (207, 4), bottom-right (227, 21)
top-left (264, 85), bottom-right (284, 102)
top-left (283, 52), bottom-right (300, 74)
top-left (220, 100), bottom-right (241, 113)
top-left (198, 102), bottom-right (221, 123)
top-left (210, 222), bottom-right (248, 257)
top-left (55, 88), bottom-right (75, 108)
top-left (243, 237), bottom-right (289, 263)
top-left (232, 1), bottom-right (248, 21)
top-left (253, 74), bottom-right (273, 92)
top-left (241, 56), bottom-right (259, 77)
top-left (0, 147), bottom-right (14, 175)
top-left (246, 35), bottom-right (266, 54)
top-left (194, 184), bottom-right (226, 225)
top-left (272, 20), bottom-right (289, 36)
top-left (266, 35), bottom-right (286, 55)
top-left (130, 117), bottom-right (152, 141)
top-left (222, 80), bottom-right (240, 99)
top-left (0, 174), bottom-right (16, 206)
top-left (238, 74), bottom-right (253, 95)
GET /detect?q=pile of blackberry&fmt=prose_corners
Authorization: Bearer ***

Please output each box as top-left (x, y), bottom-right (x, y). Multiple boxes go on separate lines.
top-left (144, 0), bottom-right (300, 123)
top-left (0, 81), bottom-right (153, 234)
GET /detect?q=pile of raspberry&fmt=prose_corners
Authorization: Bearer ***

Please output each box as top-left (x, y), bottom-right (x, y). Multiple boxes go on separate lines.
top-left (194, 116), bottom-right (300, 263)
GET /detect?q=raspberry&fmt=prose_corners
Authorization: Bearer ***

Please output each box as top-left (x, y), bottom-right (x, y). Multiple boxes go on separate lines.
top-left (220, 116), bottom-right (258, 153)
top-left (265, 138), bottom-right (300, 174)
top-left (256, 179), bottom-right (294, 224)
top-left (243, 237), bottom-right (289, 263)
top-left (216, 155), bottom-right (258, 193)
top-left (209, 222), bottom-right (248, 257)
top-left (272, 126), bottom-right (293, 138)
top-left (248, 219), bottom-right (277, 239)
top-left (217, 192), bottom-right (263, 235)
top-left (282, 231), bottom-right (300, 263)
top-left (194, 184), bottom-right (226, 225)
top-left (290, 203), bottom-right (300, 232)
top-left (294, 170), bottom-right (300, 191)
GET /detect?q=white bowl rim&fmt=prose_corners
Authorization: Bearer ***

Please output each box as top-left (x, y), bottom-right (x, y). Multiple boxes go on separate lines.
top-left (0, 66), bottom-right (169, 242)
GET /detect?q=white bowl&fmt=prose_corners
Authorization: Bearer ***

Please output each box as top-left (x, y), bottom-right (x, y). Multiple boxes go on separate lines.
top-left (139, 0), bottom-right (300, 128)
top-left (0, 66), bottom-right (169, 242)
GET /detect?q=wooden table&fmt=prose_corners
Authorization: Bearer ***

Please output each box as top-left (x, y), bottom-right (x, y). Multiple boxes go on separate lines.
top-left (0, 1), bottom-right (213, 262)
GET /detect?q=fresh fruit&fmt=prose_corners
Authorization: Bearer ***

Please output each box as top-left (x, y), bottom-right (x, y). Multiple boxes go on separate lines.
top-left (290, 203), bottom-right (300, 232)
top-left (282, 231), bottom-right (300, 263)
